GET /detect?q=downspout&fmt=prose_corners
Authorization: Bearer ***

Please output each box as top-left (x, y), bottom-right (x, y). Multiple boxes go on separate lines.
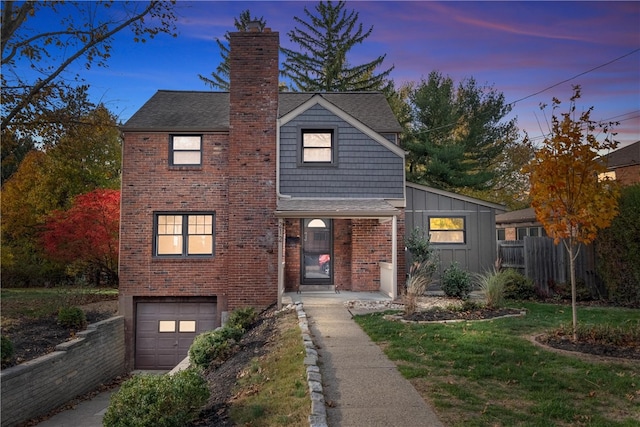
top-left (276, 119), bottom-right (289, 307)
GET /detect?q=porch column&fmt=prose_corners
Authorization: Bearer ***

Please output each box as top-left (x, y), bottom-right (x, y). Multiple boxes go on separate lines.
top-left (392, 214), bottom-right (398, 299)
top-left (277, 218), bottom-right (284, 308)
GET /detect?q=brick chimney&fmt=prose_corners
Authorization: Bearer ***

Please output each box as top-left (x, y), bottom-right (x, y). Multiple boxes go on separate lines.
top-left (227, 26), bottom-right (279, 309)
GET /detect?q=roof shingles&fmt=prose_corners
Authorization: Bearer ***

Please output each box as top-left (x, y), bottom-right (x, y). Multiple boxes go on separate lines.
top-left (122, 90), bottom-right (401, 133)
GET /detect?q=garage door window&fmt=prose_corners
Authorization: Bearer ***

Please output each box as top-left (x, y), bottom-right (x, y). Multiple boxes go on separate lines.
top-left (155, 213), bottom-right (215, 257)
top-left (158, 320), bottom-right (176, 332)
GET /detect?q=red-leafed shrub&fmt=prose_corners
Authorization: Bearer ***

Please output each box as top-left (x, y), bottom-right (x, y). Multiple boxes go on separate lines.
top-left (41, 189), bottom-right (120, 285)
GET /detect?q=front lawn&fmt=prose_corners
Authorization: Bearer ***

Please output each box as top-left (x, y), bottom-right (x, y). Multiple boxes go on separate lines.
top-left (0, 287), bottom-right (118, 320)
top-left (355, 302), bottom-right (639, 427)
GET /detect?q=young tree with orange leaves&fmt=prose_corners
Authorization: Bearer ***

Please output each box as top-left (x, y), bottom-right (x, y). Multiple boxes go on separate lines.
top-left (525, 86), bottom-right (619, 340)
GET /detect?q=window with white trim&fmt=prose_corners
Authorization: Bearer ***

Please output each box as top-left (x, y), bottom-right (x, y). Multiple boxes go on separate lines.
top-left (302, 130), bottom-right (334, 163)
top-left (171, 135), bottom-right (202, 166)
top-left (155, 213), bottom-right (214, 257)
top-left (428, 217), bottom-right (466, 244)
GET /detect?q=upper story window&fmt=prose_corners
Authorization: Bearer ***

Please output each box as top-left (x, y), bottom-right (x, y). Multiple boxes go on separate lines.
top-left (428, 216), bottom-right (466, 244)
top-left (302, 129), bottom-right (334, 164)
top-left (171, 135), bottom-right (202, 166)
top-left (155, 213), bottom-right (214, 257)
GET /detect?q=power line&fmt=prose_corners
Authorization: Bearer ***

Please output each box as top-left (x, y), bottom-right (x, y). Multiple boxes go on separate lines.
top-left (410, 48), bottom-right (640, 137)
top-left (507, 48), bottom-right (640, 107)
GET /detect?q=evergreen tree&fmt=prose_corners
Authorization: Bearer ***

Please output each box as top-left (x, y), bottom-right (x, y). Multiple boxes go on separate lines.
top-left (199, 10), bottom-right (266, 91)
top-left (281, 0), bottom-right (393, 91)
top-left (405, 71), bottom-right (526, 200)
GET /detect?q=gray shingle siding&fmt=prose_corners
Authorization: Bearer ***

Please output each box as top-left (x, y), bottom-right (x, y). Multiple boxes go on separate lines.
top-left (279, 104), bottom-right (404, 198)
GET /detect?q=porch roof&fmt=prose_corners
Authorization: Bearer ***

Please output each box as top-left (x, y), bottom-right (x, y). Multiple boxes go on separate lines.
top-left (275, 198), bottom-right (400, 218)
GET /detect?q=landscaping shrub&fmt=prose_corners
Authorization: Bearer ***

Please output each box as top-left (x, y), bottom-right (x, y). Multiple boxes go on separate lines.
top-left (550, 278), bottom-right (595, 302)
top-left (57, 306), bottom-right (87, 329)
top-left (1, 335), bottom-right (14, 364)
top-left (404, 228), bottom-right (439, 314)
top-left (405, 227), bottom-right (437, 264)
top-left (227, 307), bottom-right (257, 330)
top-left (474, 269), bottom-right (505, 308)
top-left (501, 269), bottom-right (536, 300)
top-left (441, 262), bottom-right (472, 299)
top-left (189, 307), bottom-right (256, 370)
top-left (189, 326), bottom-right (241, 370)
top-left (404, 261), bottom-right (436, 315)
top-left (597, 183), bottom-right (640, 307)
top-left (103, 368), bottom-right (209, 427)
top-left (551, 320), bottom-right (640, 348)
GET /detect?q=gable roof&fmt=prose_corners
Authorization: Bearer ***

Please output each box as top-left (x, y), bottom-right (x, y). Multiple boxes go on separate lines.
top-left (121, 90), bottom-right (402, 133)
top-left (280, 94), bottom-right (405, 158)
top-left (602, 140), bottom-right (640, 169)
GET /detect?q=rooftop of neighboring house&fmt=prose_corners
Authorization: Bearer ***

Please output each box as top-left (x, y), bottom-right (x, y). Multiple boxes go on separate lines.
top-left (602, 140), bottom-right (639, 169)
top-left (495, 207), bottom-right (537, 225)
top-left (121, 90), bottom-right (403, 134)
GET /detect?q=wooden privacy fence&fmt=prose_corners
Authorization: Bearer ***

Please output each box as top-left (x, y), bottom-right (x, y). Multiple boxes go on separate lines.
top-left (497, 237), bottom-right (599, 295)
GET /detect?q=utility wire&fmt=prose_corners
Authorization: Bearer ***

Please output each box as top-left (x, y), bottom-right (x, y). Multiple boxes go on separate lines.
top-left (413, 48), bottom-right (640, 136)
top-left (507, 48), bottom-right (640, 107)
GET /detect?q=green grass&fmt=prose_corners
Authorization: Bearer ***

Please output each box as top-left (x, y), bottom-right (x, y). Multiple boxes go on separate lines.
top-left (0, 287), bottom-right (118, 319)
top-left (229, 310), bottom-right (310, 426)
top-left (356, 302), bottom-right (640, 427)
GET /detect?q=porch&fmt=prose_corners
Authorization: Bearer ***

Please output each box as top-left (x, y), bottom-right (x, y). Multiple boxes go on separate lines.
top-left (275, 198), bottom-right (405, 301)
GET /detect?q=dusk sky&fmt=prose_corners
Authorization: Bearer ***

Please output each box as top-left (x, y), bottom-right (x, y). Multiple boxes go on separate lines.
top-left (38, 1), bottom-right (640, 147)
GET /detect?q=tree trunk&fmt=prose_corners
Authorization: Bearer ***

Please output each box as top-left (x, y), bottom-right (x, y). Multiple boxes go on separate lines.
top-left (569, 243), bottom-right (577, 342)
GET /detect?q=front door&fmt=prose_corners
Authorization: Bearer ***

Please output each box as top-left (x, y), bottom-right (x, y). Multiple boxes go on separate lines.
top-left (301, 218), bottom-right (332, 284)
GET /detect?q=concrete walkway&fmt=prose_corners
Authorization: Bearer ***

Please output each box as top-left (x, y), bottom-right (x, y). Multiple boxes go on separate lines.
top-left (288, 291), bottom-right (444, 427)
top-left (34, 370), bottom-right (166, 427)
top-left (34, 387), bottom-right (115, 427)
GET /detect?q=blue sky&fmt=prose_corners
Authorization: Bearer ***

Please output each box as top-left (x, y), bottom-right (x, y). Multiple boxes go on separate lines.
top-left (33, 1), bottom-right (640, 147)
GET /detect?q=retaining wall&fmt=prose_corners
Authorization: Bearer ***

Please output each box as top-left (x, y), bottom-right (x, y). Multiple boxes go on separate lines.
top-left (0, 316), bottom-right (126, 427)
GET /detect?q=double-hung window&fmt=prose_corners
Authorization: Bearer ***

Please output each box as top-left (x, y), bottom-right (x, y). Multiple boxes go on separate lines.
top-left (428, 216), bottom-right (466, 244)
top-left (170, 135), bottom-right (202, 166)
top-left (155, 213), bottom-right (214, 257)
top-left (302, 129), bottom-right (334, 164)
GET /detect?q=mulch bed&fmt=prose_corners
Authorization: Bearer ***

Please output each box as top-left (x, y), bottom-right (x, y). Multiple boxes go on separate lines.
top-left (1, 310), bottom-right (115, 369)
top-left (402, 307), bottom-right (524, 322)
top-left (537, 335), bottom-right (640, 361)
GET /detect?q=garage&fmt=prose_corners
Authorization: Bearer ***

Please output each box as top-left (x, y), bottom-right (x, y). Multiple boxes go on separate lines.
top-left (135, 300), bottom-right (218, 370)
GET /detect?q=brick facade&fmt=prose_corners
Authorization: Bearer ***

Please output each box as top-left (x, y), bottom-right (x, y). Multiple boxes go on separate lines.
top-left (614, 164), bottom-right (640, 186)
top-left (119, 26), bottom-right (405, 370)
top-left (284, 215), bottom-right (406, 293)
top-left (119, 29), bottom-right (280, 369)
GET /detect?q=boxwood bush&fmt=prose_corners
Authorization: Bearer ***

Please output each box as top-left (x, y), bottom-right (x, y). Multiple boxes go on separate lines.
top-left (103, 369), bottom-right (209, 427)
top-left (441, 262), bottom-right (472, 299)
top-left (189, 307), bottom-right (257, 370)
top-left (500, 268), bottom-right (536, 300)
top-left (57, 306), bottom-right (87, 329)
top-left (1, 335), bottom-right (14, 364)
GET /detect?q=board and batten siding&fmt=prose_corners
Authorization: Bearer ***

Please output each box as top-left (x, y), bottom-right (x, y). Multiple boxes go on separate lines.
top-left (405, 183), bottom-right (505, 280)
top-left (279, 104), bottom-right (404, 198)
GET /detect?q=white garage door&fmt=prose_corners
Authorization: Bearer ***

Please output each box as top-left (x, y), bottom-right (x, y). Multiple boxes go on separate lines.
top-left (135, 301), bottom-right (217, 370)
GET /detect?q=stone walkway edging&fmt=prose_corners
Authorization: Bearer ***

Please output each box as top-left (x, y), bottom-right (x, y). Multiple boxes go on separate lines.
top-left (293, 301), bottom-right (328, 427)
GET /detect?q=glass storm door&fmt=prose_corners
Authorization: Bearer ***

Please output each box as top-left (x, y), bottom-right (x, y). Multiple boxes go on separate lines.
top-left (302, 218), bottom-right (332, 284)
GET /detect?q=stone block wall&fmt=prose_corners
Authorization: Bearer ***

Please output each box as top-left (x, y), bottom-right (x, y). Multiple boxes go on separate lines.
top-left (0, 316), bottom-right (125, 427)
